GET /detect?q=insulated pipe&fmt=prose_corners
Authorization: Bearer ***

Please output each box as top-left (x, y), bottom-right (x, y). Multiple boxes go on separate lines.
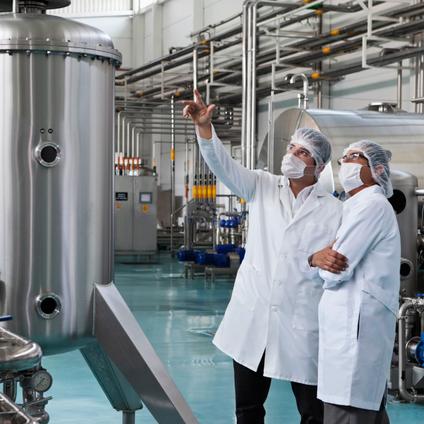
top-left (398, 299), bottom-right (424, 402)
top-left (12, 0), bottom-right (18, 13)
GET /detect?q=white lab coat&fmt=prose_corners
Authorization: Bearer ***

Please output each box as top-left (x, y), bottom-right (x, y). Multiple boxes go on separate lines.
top-left (197, 127), bottom-right (343, 384)
top-left (318, 185), bottom-right (400, 410)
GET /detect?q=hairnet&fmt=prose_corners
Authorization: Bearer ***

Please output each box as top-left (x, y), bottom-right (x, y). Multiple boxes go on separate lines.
top-left (290, 128), bottom-right (332, 166)
top-left (344, 140), bottom-right (393, 198)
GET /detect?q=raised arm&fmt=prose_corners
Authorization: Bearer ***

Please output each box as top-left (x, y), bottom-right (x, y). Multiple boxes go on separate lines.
top-left (182, 90), bottom-right (257, 201)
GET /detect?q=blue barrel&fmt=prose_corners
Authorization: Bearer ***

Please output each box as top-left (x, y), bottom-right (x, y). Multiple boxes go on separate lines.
top-left (177, 249), bottom-right (195, 262)
top-left (213, 253), bottom-right (230, 268)
top-left (215, 244), bottom-right (236, 254)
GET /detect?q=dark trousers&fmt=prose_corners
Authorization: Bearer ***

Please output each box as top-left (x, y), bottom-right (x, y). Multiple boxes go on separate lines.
top-left (233, 354), bottom-right (323, 424)
top-left (323, 397), bottom-right (389, 424)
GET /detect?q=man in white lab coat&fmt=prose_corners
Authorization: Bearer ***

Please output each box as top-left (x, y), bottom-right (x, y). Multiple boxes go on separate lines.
top-left (183, 90), bottom-right (346, 424)
top-left (310, 140), bottom-right (400, 424)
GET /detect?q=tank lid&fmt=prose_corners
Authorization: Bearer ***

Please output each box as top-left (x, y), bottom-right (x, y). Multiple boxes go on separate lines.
top-left (0, 0), bottom-right (71, 12)
top-left (0, 13), bottom-right (122, 65)
top-left (0, 0), bottom-right (70, 12)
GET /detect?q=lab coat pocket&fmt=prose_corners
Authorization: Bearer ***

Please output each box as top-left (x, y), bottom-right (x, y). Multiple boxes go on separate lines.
top-left (231, 262), bottom-right (259, 310)
top-left (319, 290), bottom-right (353, 350)
top-left (361, 282), bottom-right (399, 316)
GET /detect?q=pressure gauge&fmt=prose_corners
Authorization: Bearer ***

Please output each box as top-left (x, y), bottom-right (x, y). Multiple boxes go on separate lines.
top-left (31, 370), bottom-right (53, 393)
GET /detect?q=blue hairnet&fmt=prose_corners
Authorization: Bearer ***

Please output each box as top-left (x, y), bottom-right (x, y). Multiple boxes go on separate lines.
top-left (344, 140), bottom-right (393, 198)
top-left (290, 128), bottom-right (332, 166)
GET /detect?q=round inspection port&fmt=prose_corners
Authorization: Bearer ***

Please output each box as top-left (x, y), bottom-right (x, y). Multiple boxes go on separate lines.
top-left (388, 189), bottom-right (407, 215)
top-left (35, 294), bottom-right (62, 319)
top-left (35, 143), bottom-right (61, 167)
top-left (400, 259), bottom-right (414, 280)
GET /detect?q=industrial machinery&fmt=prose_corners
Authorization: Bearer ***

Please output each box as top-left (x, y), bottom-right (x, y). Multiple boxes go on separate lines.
top-left (0, 1), bottom-right (198, 423)
top-left (265, 106), bottom-right (424, 402)
top-left (115, 175), bottom-right (158, 257)
top-left (0, 315), bottom-right (51, 423)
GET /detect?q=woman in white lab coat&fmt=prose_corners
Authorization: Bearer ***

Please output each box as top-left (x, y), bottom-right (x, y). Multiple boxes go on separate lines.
top-left (183, 91), bottom-right (346, 424)
top-left (310, 140), bottom-right (400, 424)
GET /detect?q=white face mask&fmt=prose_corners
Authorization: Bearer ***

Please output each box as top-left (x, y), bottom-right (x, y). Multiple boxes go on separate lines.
top-left (280, 154), bottom-right (306, 179)
top-left (338, 163), bottom-right (364, 193)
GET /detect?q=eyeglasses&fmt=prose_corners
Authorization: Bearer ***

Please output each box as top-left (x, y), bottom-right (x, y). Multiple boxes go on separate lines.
top-left (287, 143), bottom-right (312, 159)
top-left (337, 152), bottom-right (368, 165)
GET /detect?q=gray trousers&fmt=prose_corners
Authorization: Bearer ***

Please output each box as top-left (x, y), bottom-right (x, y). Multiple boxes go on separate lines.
top-left (324, 401), bottom-right (389, 424)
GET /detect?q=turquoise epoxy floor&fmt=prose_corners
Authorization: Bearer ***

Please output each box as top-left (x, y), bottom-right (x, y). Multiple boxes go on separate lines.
top-left (43, 254), bottom-right (424, 423)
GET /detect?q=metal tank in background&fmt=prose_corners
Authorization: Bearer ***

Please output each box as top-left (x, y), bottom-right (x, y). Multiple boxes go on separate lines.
top-left (0, 1), bottom-right (198, 423)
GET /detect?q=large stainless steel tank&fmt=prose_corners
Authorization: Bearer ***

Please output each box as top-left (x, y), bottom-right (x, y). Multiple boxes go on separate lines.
top-left (0, 1), bottom-right (121, 354)
top-left (264, 107), bottom-right (424, 188)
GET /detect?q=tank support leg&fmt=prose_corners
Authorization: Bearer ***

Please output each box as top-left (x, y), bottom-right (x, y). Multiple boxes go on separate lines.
top-left (122, 411), bottom-right (135, 424)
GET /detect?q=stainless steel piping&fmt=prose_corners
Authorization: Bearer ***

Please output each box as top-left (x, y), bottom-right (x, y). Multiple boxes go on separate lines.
top-left (290, 73), bottom-right (309, 109)
top-left (398, 299), bottom-right (424, 402)
top-left (193, 48), bottom-right (198, 92)
top-left (397, 61), bottom-right (403, 109)
top-left (170, 96), bottom-right (176, 255)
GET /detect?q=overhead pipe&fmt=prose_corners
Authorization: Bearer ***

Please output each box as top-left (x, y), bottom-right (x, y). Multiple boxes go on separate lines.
top-left (119, 3), bottom-right (424, 107)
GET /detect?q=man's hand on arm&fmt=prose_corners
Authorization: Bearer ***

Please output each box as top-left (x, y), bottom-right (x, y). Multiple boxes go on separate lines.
top-left (309, 244), bottom-right (348, 274)
top-left (182, 89), bottom-right (215, 139)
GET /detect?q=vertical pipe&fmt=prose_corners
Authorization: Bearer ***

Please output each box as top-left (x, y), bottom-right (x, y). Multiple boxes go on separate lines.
top-left (12, 0), bottom-right (18, 13)
top-left (193, 48), bottom-right (198, 92)
top-left (267, 91), bottom-right (274, 173)
top-left (414, 55), bottom-right (419, 113)
top-left (116, 112), bottom-right (122, 154)
top-left (126, 121), bottom-right (131, 157)
top-left (210, 42), bottom-right (215, 84)
top-left (250, 3), bottom-right (257, 170)
top-left (131, 126), bottom-right (135, 158)
top-left (241, 2), bottom-right (249, 168)
top-left (245, 5), bottom-right (252, 170)
top-left (420, 52), bottom-right (424, 114)
top-left (397, 61), bottom-right (403, 109)
top-left (170, 96), bottom-right (176, 255)
top-left (136, 132), bottom-right (140, 158)
top-left (316, 14), bottom-right (323, 109)
top-left (121, 116), bottom-right (126, 156)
